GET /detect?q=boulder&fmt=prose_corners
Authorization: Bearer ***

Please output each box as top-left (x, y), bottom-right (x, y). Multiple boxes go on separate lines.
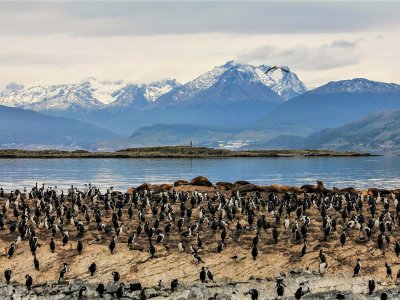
top-left (340, 187), bottom-right (357, 194)
top-left (215, 182), bottom-right (234, 191)
top-left (190, 176), bottom-right (213, 187)
top-left (136, 183), bottom-right (152, 192)
top-left (368, 188), bottom-right (392, 196)
top-left (234, 180), bottom-right (252, 187)
top-left (236, 184), bottom-right (260, 193)
top-left (174, 180), bottom-right (189, 187)
top-left (300, 185), bottom-right (317, 193)
top-left (127, 187), bottom-right (135, 195)
top-left (158, 184), bottom-right (173, 191)
top-left (270, 184), bottom-right (302, 193)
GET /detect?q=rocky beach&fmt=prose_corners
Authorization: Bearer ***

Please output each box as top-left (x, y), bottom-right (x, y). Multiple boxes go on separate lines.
top-left (1, 177), bottom-right (400, 299)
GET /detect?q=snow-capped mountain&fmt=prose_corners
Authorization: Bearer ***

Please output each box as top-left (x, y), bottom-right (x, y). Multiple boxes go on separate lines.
top-left (0, 79), bottom-right (122, 111)
top-left (0, 61), bottom-right (306, 113)
top-left (0, 78), bottom-right (179, 112)
top-left (256, 65), bottom-right (307, 99)
top-left (310, 78), bottom-right (400, 94)
top-left (110, 79), bottom-right (180, 109)
top-left (153, 61), bottom-right (306, 108)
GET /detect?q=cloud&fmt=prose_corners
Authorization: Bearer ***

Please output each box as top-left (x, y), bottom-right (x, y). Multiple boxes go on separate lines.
top-left (0, 2), bottom-right (399, 36)
top-left (237, 40), bottom-right (360, 70)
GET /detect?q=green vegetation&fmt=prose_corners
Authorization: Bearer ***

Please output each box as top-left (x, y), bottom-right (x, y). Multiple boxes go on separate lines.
top-left (0, 146), bottom-right (371, 159)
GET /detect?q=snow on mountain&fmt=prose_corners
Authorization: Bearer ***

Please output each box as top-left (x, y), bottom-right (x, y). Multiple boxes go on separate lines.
top-left (0, 61), bottom-right (306, 112)
top-left (109, 79), bottom-right (181, 109)
top-left (311, 78), bottom-right (400, 94)
top-left (0, 79), bottom-right (108, 111)
top-left (256, 65), bottom-right (307, 100)
top-left (84, 78), bottom-right (126, 105)
top-left (144, 79), bottom-right (180, 102)
top-left (0, 78), bottom-right (179, 111)
top-left (154, 60), bottom-right (307, 108)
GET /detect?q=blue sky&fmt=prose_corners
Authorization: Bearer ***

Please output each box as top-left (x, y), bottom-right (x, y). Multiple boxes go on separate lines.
top-left (0, 1), bottom-right (399, 88)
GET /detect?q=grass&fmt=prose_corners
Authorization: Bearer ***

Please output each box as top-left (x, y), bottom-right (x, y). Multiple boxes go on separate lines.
top-left (0, 146), bottom-right (372, 159)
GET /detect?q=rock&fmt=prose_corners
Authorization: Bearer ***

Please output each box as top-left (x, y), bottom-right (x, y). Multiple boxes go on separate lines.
top-left (127, 187), bottom-right (135, 194)
top-left (174, 180), bottom-right (189, 187)
top-left (269, 184), bottom-right (302, 193)
top-left (368, 188), bottom-right (392, 196)
top-left (236, 184), bottom-right (260, 193)
top-left (190, 176), bottom-right (213, 187)
top-left (33, 286), bottom-right (46, 295)
top-left (157, 183), bottom-right (173, 191)
top-left (136, 183), bottom-right (152, 192)
top-left (234, 180), bottom-right (252, 187)
top-left (340, 187), bottom-right (357, 193)
top-left (215, 182), bottom-right (234, 191)
top-left (301, 184), bottom-right (317, 193)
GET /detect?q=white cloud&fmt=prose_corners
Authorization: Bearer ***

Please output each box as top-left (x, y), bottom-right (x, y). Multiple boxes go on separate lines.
top-left (0, 2), bottom-right (399, 89)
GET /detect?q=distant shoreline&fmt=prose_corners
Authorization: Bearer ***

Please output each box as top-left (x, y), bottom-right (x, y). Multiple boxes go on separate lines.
top-left (0, 146), bottom-right (374, 159)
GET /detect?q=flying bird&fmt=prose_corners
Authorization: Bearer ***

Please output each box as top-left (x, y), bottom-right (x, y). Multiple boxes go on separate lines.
top-left (265, 66), bottom-right (289, 74)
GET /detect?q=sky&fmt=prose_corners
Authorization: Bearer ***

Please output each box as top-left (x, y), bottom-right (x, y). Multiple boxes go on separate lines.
top-left (0, 1), bottom-right (399, 89)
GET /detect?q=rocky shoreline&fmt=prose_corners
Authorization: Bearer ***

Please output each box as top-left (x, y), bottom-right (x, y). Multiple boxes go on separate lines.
top-left (1, 178), bottom-right (400, 300)
top-left (2, 272), bottom-right (400, 299)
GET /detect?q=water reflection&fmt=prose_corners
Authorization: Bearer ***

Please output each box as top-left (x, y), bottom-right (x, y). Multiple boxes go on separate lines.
top-left (0, 156), bottom-right (399, 192)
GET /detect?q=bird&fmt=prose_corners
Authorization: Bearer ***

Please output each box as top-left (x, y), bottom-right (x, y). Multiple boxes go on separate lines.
top-left (252, 245), bottom-right (258, 261)
top-left (353, 259), bottom-right (361, 277)
top-left (8, 243), bottom-right (16, 259)
top-left (112, 271), bottom-right (120, 284)
top-left (25, 274), bottom-right (33, 290)
top-left (246, 289), bottom-right (259, 300)
top-left (109, 236), bottom-right (116, 254)
top-left (319, 261), bottom-right (327, 276)
top-left (276, 278), bottom-right (285, 298)
top-left (294, 283), bottom-right (308, 300)
top-left (33, 254), bottom-right (40, 271)
top-left (59, 263), bottom-right (68, 281)
top-left (116, 283), bottom-right (125, 298)
top-left (381, 292), bottom-right (388, 300)
top-left (394, 240), bottom-right (400, 257)
top-left (171, 278), bottom-right (179, 292)
top-left (149, 242), bottom-right (156, 258)
top-left (301, 240), bottom-right (307, 257)
top-left (200, 267), bottom-right (206, 282)
top-left (193, 252), bottom-right (204, 264)
top-left (207, 268), bottom-right (214, 282)
top-left (78, 286), bottom-right (87, 299)
top-left (178, 241), bottom-right (185, 252)
top-left (340, 232), bottom-right (346, 247)
top-left (385, 262), bottom-right (392, 278)
top-left (96, 283), bottom-right (106, 297)
top-left (77, 240), bottom-right (83, 255)
top-left (4, 269), bottom-right (12, 285)
top-left (50, 238), bottom-right (56, 253)
top-left (89, 262), bottom-right (97, 276)
top-left (368, 279), bottom-right (375, 295)
top-left (265, 66), bottom-right (289, 74)
top-left (336, 293), bottom-right (345, 300)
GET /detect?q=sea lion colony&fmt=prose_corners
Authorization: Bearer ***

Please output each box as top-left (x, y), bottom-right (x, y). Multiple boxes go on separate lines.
top-left (0, 177), bottom-right (399, 299)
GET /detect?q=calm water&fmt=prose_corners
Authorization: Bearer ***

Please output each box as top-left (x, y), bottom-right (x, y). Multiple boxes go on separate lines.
top-left (0, 156), bottom-right (399, 192)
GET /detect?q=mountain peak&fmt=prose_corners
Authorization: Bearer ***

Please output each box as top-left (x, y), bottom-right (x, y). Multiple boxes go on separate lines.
top-left (311, 78), bottom-right (400, 94)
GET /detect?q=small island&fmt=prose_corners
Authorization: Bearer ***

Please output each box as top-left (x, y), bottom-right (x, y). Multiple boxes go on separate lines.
top-left (0, 146), bottom-right (372, 159)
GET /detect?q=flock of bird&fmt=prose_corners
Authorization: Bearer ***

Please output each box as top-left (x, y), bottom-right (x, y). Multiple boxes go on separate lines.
top-left (1, 183), bottom-right (400, 299)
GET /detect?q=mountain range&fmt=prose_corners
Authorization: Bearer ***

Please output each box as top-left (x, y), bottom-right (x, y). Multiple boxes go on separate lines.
top-left (0, 105), bottom-right (117, 149)
top-left (1, 61), bottom-right (400, 153)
